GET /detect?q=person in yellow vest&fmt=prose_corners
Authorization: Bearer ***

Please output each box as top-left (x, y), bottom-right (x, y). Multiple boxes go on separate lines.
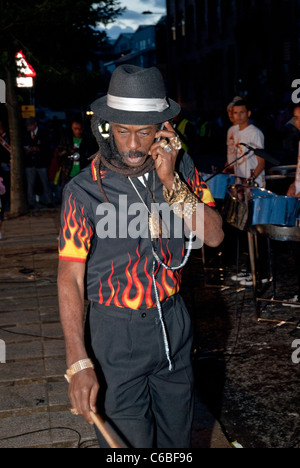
top-left (173, 113), bottom-right (196, 155)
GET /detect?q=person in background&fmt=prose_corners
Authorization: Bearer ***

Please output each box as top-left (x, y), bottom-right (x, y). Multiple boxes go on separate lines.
top-left (173, 112), bottom-right (196, 157)
top-left (225, 101), bottom-right (267, 287)
top-left (226, 96), bottom-right (243, 168)
top-left (282, 104), bottom-right (300, 165)
top-left (0, 171), bottom-right (6, 240)
top-left (227, 96), bottom-right (243, 126)
top-left (226, 100), bottom-right (265, 187)
top-left (0, 120), bottom-right (11, 212)
top-left (57, 119), bottom-right (98, 188)
top-left (23, 117), bottom-right (53, 209)
top-left (284, 141), bottom-right (300, 307)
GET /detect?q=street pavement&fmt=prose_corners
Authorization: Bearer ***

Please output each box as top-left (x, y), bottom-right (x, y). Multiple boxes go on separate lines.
top-left (0, 209), bottom-right (230, 449)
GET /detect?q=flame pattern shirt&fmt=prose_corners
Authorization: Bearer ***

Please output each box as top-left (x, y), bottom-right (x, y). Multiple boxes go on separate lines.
top-left (59, 152), bottom-right (215, 310)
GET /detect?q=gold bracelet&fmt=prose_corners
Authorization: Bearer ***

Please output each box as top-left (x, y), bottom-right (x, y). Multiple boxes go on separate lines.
top-left (163, 172), bottom-right (183, 205)
top-left (163, 172), bottom-right (199, 219)
top-left (173, 192), bottom-right (199, 219)
top-left (64, 358), bottom-right (94, 383)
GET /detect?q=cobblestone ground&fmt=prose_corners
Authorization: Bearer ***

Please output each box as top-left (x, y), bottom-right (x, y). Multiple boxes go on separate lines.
top-left (0, 210), bottom-right (97, 448)
top-left (182, 228), bottom-right (300, 449)
top-left (2, 208), bottom-right (299, 448)
top-left (0, 209), bottom-right (230, 449)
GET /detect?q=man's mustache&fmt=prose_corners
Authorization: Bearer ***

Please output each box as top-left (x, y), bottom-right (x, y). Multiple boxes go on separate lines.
top-left (121, 151), bottom-right (147, 159)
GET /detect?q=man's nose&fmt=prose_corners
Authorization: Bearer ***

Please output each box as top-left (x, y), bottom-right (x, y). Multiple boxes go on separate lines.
top-left (128, 134), bottom-right (140, 150)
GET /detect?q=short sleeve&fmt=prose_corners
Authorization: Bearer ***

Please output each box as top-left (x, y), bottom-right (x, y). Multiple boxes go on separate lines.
top-left (59, 189), bottom-right (94, 263)
top-left (250, 128), bottom-right (264, 150)
top-left (179, 153), bottom-right (216, 208)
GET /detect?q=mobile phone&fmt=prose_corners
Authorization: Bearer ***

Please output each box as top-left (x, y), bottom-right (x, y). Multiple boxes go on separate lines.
top-left (155, 123), bottom-right (165, 143)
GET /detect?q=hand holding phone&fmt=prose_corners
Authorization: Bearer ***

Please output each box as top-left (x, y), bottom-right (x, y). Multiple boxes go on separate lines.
top-left (155, 123), bottom-right (165, 142)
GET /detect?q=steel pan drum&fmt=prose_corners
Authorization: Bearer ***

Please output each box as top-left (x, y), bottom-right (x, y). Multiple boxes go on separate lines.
top-left (250, 195), bottom-right (300, 226)
top-left (266, 165), bottom-right (296, 195)
top-left (223, 185), bottom-right (265, 231)
top-left (203, 174), bottom-right (236, 200)
top-left (268, 165), bottom-right (297, 177)
top-left (223, 185), bottom-right (300, 230)
top-left (250, 225), bottom-right (300, 242)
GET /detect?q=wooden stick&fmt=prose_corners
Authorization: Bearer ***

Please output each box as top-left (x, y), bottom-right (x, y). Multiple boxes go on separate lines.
top-left (257, 318), bottom-right (300, 328)
top-left (89, 411), bottom-right (128, 448)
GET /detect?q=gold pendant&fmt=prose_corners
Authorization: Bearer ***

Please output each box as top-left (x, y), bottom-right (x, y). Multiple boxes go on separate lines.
top-left (149, 213), bottom-right (162, 241)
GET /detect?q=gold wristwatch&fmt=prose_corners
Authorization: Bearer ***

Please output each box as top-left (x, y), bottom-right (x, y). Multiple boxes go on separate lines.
top-left (64, 359), bottom-right (94, 383)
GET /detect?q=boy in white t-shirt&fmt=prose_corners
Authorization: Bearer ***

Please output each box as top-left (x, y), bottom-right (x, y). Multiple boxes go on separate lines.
top-left (226, 101), bottom-right (267, 286)
top-left (226, 96), bottom-right (243, 166)
top-left (226, 100), bottom-right (266, 188)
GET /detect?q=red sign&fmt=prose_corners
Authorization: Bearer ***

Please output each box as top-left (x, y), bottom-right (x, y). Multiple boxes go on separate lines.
top-left (15, 50), bottom-right (36, 77)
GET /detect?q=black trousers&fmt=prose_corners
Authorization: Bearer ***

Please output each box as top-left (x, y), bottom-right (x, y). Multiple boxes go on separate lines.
top-left (89, 294), bottom-right (194, 448)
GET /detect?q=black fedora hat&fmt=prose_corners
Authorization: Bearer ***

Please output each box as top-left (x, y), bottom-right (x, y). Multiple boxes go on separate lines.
top-left (91, 65), bottom-right (181, 125)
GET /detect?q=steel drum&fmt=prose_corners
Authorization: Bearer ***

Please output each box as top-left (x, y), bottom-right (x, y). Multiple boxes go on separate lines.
top-left (266, 165), bottom-right (297, 195)
top-left (250, 194), bottom-right (300, 227)
top-left (223, 185), bottom-right (300, 230)
top-left (223, 185), bottom-right (264, 231)
top-left (203, 174), bottom-right (236, 200)
top-left (268, 165), bottom-right (297, 177)
top-left (250, 225), bottom-right (300, 242)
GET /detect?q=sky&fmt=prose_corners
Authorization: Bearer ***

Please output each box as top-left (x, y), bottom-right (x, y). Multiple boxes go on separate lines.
top-left (102, 0), bottom-right (166, 39)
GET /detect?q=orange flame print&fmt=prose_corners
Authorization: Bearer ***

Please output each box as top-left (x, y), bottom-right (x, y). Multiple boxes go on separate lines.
top-left (97, 243), bottom-right (182, 310)
top-left (59, 193), bottom-right (93, 263)
top-left (188, 167), bottom-right (216, 207)
top-left (122, 247), bottom-right (145, 309)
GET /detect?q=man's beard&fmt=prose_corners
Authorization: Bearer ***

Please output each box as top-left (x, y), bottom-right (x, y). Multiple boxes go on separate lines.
top-left (108, 133), bottom-right (147, 165)
top-left (92, 120), bottom-right (156, 190)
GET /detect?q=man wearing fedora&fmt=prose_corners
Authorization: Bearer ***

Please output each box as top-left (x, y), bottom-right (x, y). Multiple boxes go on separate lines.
top-left (58, 65), bottom-right (224, 448)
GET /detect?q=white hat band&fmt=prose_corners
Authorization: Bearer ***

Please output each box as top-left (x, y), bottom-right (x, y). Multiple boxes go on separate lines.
top-left (107, 94), bottom-right (170, 113)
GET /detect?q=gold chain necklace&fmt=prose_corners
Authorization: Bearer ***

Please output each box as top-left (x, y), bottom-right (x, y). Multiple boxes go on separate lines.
top-left (128, 173), bottom-right (162, 241)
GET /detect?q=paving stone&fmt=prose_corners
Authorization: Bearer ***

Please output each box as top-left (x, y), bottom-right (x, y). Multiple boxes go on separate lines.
top-left (41, 323), bottom-right (64, 340)
top-left (0, 297), bottom-right (39, 313)
top-left (0, 382), bottom-right (48, 416)
top-left (0, 309), bottom-right (40, 326)
top-left (38, 296), bottom-right (59, 309)
top-left (0, 360), bottom-right (46, 385)
top-left (0, 324), bottom-right (42, 344)
top-left (44, 357), bottom-right (66, 379)
top-left (49, 411), bottom-right (97, 448)
top-left (5, 341), bottom-right (43, 361)
top-left (47, 381), bottom-right (69, 408)
top-left (43, 340), bottom-right (65, 358)
top-left (0, 209), bottom-right (231, 449)
top-left (0, 413), bottom-right (52, 448)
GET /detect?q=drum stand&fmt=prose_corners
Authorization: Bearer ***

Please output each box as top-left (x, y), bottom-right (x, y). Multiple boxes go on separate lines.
top-left (248, 225), bottom-right (300, 327)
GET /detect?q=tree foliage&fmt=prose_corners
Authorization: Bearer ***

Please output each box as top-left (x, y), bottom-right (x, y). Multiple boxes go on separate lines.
top-left (0, 0), bottom-right (124, 216)
top-left (0, 0), bottom-right (123, 71)
top-left (0, 0), bottom-right (124, 105)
